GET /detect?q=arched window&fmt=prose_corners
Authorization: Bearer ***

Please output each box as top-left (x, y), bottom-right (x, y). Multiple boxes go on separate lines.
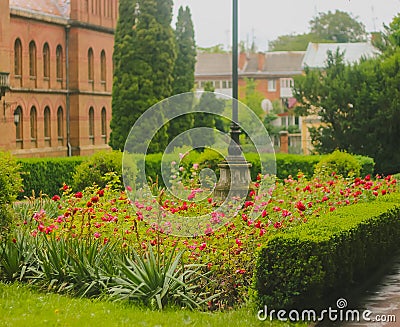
top-left (100, 50), bottom-right (106, 83)
top-left (89, 107), bottom-right (94, 144)
top-left (88, 48), bottom-right (94, 81)
top-left (14, 106), bottom-right (23, 140)
top-left (56, 45), bottom-right (63, 80)
top-left (57, 107), bottom-right (64, 144)
top-left (101, 107), bottom-right (107, 143)
top-left (29, 41), bottom-right (37, 77)
top-left (14, 39), bottom-right (22, 76)
top-left (44, 106), bottom-right (51, 138)
top-left (30, 107), bottom-right (37, 144)
top-left (43, 43), bottom-right (50, 78)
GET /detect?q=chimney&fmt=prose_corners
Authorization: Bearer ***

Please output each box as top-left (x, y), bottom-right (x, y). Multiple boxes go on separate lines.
top-left (239, 52), bottom-right (247, 71)
top-left (258, 52), bottom-right (265, 71)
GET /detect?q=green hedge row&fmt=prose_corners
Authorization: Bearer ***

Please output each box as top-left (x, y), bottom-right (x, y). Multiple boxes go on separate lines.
top-left (17, 152), bottom-right (375, 197)
top-left (253, 193), bottom-right (400, 310)
top-left (18, 157), bottom-right (86, 198)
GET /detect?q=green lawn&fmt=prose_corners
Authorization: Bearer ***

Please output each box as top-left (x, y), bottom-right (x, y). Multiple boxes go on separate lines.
top-left (0, 282), bottom-right (307, 327)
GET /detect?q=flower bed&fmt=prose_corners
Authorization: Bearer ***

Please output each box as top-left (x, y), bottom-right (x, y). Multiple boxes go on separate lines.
top-left (2, 170), bottom-right (397, 309)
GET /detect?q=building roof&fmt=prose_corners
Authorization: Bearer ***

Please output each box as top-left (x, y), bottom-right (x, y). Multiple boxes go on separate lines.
top-left (195, 53), bottom-right (232, 76)
top-left (302, 42), bottom-right (378, 69)
top-left (263, 51), bottom-right (305, 74)
top-left (196, 51), bottom-right (306, 77)
top-left (9, 0), bottom-right (71, 19)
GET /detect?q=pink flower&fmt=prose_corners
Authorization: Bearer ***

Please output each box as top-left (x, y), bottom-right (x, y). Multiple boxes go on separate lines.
top-left (192, 163), bottom-right (199, 170)
top-left (235, 269), bottom-right (246, 274)
top-left (199, 243), bottom-right (207, 251)
top-left (126, 185), bottom-right (133, 192)
top-left (94, 232), bottom-right (101, 239)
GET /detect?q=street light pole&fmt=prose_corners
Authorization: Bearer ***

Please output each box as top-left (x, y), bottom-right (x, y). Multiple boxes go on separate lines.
top-left (228, 0), bottom-right (241, 156)
top-left (214, 0), bottom-right (251, 199)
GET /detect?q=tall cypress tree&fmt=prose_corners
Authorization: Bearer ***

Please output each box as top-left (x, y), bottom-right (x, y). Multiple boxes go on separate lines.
top-left (167, 6), bottom-right (197, 145)
top-left (110, 0), bottom-right (176, 152)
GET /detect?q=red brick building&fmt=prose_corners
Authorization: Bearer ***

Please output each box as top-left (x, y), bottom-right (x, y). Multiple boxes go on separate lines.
top-left (0, 0), bottom-right (118, 157)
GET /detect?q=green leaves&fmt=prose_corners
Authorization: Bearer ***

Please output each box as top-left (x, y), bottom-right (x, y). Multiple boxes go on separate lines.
top-left (109, 245), bottom-right (218, 310)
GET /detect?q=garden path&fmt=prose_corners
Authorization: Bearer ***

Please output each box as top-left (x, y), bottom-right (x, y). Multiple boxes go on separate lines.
top-left (317, 251), bottom-right (400, 327)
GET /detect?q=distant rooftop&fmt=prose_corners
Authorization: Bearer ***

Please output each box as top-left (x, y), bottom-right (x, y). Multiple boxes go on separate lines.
top-left (302, 42), bottom-right (378, 69)
top-left (263, 51), bottom-right (305, 74)
top-left (195, 53), bottom-right (232, 76)
top-left (10, 0), bottom-right (71, 19)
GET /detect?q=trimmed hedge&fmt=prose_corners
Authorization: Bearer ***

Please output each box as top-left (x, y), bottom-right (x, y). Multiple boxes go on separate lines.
top-left (17, 152), bottom-right (375, 197)
top-left (253, 193), bottom-right (400, 310)
top-left (18, 157), bottom-right (86, 198)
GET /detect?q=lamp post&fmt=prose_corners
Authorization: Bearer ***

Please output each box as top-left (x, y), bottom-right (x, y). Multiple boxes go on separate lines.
top-left (214, 0), bottom-right (251, 199)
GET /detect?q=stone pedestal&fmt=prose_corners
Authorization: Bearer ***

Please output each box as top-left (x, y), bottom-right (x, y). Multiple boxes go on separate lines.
top-left (214, 155), bottom-right (252, 200)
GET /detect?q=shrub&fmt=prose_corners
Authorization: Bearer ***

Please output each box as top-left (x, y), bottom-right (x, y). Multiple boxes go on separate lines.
top-left (19, 157), bottom-right (85, 198)
top-left (314, 150), bottom-right (361, 177)
top-left (253, 199), bottom-right (400, 310)
top-left (109, 245), bottom-right (218, 310)
top-left (0, 151), bottom-right (22, 234)
top-left (72, 151), bottom-right (125, 190)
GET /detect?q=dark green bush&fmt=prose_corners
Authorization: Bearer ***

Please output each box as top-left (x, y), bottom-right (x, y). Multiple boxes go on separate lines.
top-left (0, 151), bottom-right (22, 234)
top-left (253, 198), bottom-right (400, 310)
top-left (72, 151), bottom-right (126, 190)
top-left (19, 157), bottom-right (85, 198)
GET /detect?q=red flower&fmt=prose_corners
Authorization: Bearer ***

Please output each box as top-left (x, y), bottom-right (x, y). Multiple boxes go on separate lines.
top-left (97, 189), bottom-right (105, 197)
top-left (52, 195), bottom-right (60, 201)
top-left (62, 184), bottom-right (69, 191)
top-left (295, 201), bottom-right (306, 212)
top-left (365, 174), bottom-right (371, 181)
top-left (91, 196), bottom-right (99, 203)
top-left (274, 221), bottom-right (282, 229)
top-left (329, 207), bottom-right (336, 212)
top-left (261, 210), bottom-right (268, 218)
top-left (235, 238), bottom-right (243, 247)
top-left (75, 192), bottom-right (83, 198)
top-left (381, 189), bottom-right (387, 195)
top-left (199, 242), bottom-right (207, 251)
top-left (236, 269), bottom-right (246, 274)
top-left (86, 201), bottom-right (93, 207)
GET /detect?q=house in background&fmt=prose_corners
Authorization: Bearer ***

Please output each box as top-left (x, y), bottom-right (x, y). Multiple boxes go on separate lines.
top-left (300, 42), bottom-right (378, 154)
top-left (195, 50), bottom-right (305, 153)
top-left (0, 0), bottom-right (117, 158)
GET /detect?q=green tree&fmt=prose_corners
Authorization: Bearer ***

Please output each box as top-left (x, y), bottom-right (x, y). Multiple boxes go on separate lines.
top-left (240, 78), bottom-right (264, 118)
top-left (293, 46), bottom-right (400, 174)
top-left (310, 10), bottom-right (367, 43)
top-left (372, 13), bottom-right (400, 54)
top-left (269, 33), bottom-right (329, 51)
top-left (167, 6), bottom-right (196, 145)
top-left (110, 0), bottom-right (176, 152)
top-left (192, 83), bottom-right (225, 150)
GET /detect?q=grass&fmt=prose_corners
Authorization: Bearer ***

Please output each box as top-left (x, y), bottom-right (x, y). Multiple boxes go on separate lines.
top-left (0, 282), bottom-right (307, 327)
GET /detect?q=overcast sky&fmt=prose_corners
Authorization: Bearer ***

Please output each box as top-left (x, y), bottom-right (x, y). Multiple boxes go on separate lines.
top-left (172, 0), bottom-right (400, 51)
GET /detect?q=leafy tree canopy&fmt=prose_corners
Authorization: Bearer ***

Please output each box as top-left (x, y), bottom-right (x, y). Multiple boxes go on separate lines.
top-left (269, 10), bottom-right (367, 51)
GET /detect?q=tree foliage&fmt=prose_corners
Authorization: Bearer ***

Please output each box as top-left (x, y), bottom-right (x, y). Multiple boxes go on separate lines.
top-left (168, 6), bottom-right (196, 145)
top-left (192, 83), bottom-right (225, 150)
top-left (310, 10), bottom-right (367, 43)
top-left (293, 45), bottom-right (400, 174)
top-left (269, 33), bottom-right (329, 51)
top-left (269, 10), bottom-right (367, 51)
top-left (110, 0), bottom-right (176, 152)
